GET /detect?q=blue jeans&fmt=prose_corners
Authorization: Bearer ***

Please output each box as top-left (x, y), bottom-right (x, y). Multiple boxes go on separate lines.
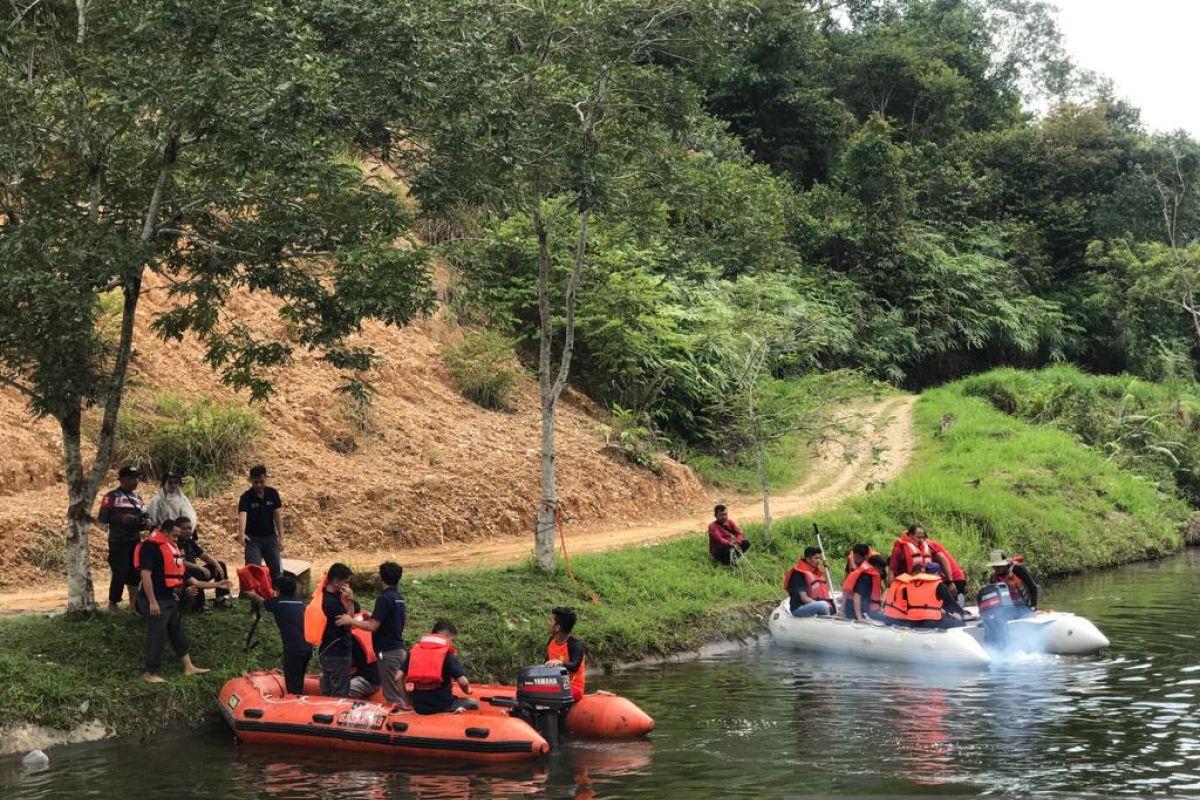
top-left (791, 600), bottom-right (833, 618)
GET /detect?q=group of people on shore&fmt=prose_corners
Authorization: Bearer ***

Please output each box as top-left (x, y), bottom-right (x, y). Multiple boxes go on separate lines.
top-left (708, 506), bottom-right (1039, 629)
top-left (99, 464), bottom-right (589, 712)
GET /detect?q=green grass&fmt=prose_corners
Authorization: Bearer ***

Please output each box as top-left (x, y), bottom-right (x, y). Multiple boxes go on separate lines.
top-left (0, 372), bottom-right (1189, 739)
top-left (687, 433), bottom-right (813, 492)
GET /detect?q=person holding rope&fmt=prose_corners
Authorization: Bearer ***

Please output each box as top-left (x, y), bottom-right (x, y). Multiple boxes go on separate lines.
top-left (708, 504), bottom-right (751, 566)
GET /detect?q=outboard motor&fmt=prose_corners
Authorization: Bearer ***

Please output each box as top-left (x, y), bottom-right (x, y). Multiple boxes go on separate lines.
top-left (514, 666), bottom-right (574, 747)
top-left (978, 582), bottom-right (1017, 649)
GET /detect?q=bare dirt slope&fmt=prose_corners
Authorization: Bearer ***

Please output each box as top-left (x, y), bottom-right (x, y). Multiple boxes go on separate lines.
top-left (0, 389), bottom-right (916, 613)
top-left (0, 271), bottom-right (709, 603)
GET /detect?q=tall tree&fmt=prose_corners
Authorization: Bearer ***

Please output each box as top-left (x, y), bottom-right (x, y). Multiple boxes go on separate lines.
top-left (416, 0), bottom-right (727, 571)
top-left (0, 1), bottom-right (431, 611)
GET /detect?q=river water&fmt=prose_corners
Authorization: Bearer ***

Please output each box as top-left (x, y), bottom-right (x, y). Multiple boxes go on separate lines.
top-left (5, 551), bottom-right (1200, 799)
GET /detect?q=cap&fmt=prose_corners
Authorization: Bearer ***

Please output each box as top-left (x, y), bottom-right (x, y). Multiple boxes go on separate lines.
top-left (924, 561), bottom-right (942, 573)
top-left (117, 466), bottom-right (141, 479)
top-left (987, 549), bottom-right (1013, 568)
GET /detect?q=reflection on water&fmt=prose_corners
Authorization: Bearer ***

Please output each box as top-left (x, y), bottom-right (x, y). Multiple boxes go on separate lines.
top-left (5, 551), bottom-right (1200, 798)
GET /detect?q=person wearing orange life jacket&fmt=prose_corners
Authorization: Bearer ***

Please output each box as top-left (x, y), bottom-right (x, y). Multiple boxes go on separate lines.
top-left (398, 620), bottom-right (476, 715)
top-left (133, 518), bottom-right (211, 683)
top-left (785, 547), bottom-right (835, 617)
top-left (309, 562), bottom-right (355, 697)
top-left (926, 537), bottom-right (966, 599)
top-left (845, 543), bottom-right (879, 576)
top-left (882, 562), bottom-right (966, 629)
top-left (545, 607), bottom-right (587, 701)
top-left (988, 549), bottom-right (1038, 617)
top-left (841, 554), bottom-right (888, 621)
top-left (889, 524), bottom-right (933, 578)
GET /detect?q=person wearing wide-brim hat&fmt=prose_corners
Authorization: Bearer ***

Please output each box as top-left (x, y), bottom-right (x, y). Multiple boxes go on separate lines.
top-left (988, 548), bottom-right (1039, 614)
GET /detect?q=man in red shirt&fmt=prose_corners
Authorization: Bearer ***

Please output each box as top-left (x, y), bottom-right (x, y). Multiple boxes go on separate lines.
top-left (708, 504), bottom-right (751, 566)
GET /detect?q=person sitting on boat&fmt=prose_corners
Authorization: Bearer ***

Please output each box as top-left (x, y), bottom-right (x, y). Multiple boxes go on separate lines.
top-left (841, 554), bottom-right (888, 621)
top-left (785, 547), bottom-right (835, 617)
top-left (545, 606), bottom-right (587, 701)
top-left (845, 543), bottom-right (879, 576)
top-left (398, 621), bottom-right (478, 715)
top-left (882, 562), bottom-right (966, 629)
top-left (988, 550), bottom-right (1038, 617)
top-left (349, 627), bottom-right (382, 699)
top-left (708, 504), bottom-right (751, 566)
top-left (889, 524), bottom-right (933, 577)
top-left (926, 536), bottom-right (966, 600)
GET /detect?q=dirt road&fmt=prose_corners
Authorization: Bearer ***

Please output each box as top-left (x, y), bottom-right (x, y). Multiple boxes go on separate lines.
top-left (0, 395), bottom-right (916, 613)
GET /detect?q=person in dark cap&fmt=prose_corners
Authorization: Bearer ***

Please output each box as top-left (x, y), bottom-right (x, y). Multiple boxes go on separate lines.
top-left (97, 466), bottom-right (151, 615)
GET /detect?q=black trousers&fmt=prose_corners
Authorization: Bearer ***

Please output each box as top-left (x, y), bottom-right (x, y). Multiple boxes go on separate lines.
top-left (184, 563), bottom-right (231, 610)
top-left (282, 648), bottom-right (312, 695)
top-left (137, 595), bottom-right (188, 671)
top-left (245, 538), bottom-right (282, 580)
top-left (712, 540), bottom-right (751, 566)
top-left (107, 540), bottom-right (138, 605)
top-left (319, 651), bottom-right (351, 697)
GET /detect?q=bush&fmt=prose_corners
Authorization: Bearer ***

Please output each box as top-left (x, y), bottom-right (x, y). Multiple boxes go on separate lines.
top-left (597, 404), bottom-right (662, 473)
top-left (443, 331), bottom-right (522, 411)
top-left (113, 393), bottom-right (261, 496)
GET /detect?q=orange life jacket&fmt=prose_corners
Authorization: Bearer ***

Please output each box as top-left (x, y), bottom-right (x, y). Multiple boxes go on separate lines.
top-left (890, 533), bottom-right (931, 576)
top-left (350, 613), bottom-right (378, 665)
top-left (547, 636), bottom-right (586, 701)
top-left (841, 562), bottom-right (882, 613)
top-left (845, 547), bottom-right (880, 575)
top-left (304, 578), bottom-right (352, 647)
top-left (883, 573), bottom-right (945, 622)
top-left (926, 539), bottom-right (964, 582)
top-left (237, 564), bottom-right (275, 598)
top-left (783, 560), bottom-right (832, 601)
top-left (134, 530), bottom-right (184, 589)
top-left (406, 633), bottom-right (457, 690)
top-left (1002, 571), bottom-right (1031, 606)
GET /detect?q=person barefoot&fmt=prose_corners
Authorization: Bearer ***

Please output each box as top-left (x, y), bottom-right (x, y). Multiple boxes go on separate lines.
top-left (134, 519), bottom-right (211, 683)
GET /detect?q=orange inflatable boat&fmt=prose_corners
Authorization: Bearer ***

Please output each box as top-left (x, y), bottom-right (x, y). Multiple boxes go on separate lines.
top-left (219, 667), bottom-right (653, 763)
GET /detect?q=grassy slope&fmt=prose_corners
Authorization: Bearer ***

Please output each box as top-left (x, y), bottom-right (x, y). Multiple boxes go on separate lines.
top-left (0, 378), bottom-right (1188, 738)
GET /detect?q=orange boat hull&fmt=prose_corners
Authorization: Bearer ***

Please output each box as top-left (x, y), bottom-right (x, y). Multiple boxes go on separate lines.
top-left (219, 672), bottom-right (550, 763)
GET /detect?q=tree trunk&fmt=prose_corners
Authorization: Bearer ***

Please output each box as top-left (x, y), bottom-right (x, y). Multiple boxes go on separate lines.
top-left (62, 408), bottom-right (97, 613)
top-left (535, 393), bottom-right (558, 571)
top-left (757, 440), bottom-right (772, 546)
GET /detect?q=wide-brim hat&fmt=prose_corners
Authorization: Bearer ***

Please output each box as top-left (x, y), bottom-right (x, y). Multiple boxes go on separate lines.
top-left (987, 549), bottom-right (1013, 568)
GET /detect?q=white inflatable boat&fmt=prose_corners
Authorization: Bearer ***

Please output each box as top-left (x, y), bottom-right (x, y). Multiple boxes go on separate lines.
top-left (767, 600), bottom-right (1110, 668)
top-left (767, 600), bottom-right (992, 668)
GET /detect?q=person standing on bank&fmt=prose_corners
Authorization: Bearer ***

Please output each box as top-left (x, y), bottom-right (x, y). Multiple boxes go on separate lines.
top-left (238, 465), bottom-right (284, 579)
top-left (98, 465), bottom-right (151, 615)
top-left (134, 518), bottom-right (211, 683)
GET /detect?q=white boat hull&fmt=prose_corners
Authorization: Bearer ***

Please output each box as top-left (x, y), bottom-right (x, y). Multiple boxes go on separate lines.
top-left (962, 609), bottom-right (1110, 656)
top-left (767, 600), bottom-right (993, 668)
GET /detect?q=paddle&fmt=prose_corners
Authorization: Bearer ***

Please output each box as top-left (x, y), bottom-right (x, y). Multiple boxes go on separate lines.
top-left (814, 523), bottom-right (839, 615)
top-left (244, 604), bottom-right (262, 651)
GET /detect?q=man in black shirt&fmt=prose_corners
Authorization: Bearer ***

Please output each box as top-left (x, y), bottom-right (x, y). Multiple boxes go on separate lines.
top-left (135, 518), bottom-right (210, 683)
top-left (244, 573), bottom-right (312, 695)
top-left (339, 562), bottom-right (408, 705)
top-left (238, 464), bottom-right (284, 579)
top-left (177, 517), bottom-right (230, 612)
top-left (318, 562), bottom-right (355, 697)
top-left (98, 466), bottom-right (150, 615)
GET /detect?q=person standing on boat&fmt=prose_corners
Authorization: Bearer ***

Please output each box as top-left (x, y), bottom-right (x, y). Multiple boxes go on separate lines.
top-left (336, 562), bottom-right (406, 703)
top-left (889, 524), bottom-right (933, 577)
top-left (841, 554), bottom-right (888, 621)
top-left (244, 573), bottom-right (312, 695)
top-left (398, 621), bottom-right (478, 714)
top-left (844, 543), bottom-right (878, 575)
top-left (988, 550), bottom-right (1038, 616)
top-left (785, 547), bottom-right (835, 617)
top-left (313, 563), bottom-right (355, 697)
top-left (545, 607), bottom-right (587, 701)
top-left (708, 504), bottom-right (751, 565)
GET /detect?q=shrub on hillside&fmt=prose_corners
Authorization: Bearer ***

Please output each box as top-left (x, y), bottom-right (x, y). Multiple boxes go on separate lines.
top-left (597, 405), bottom-right (662, 473)
top-left (443, 331), bottom-right (522, 412)
top-left (113, 393), bottom-right (261, 496)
